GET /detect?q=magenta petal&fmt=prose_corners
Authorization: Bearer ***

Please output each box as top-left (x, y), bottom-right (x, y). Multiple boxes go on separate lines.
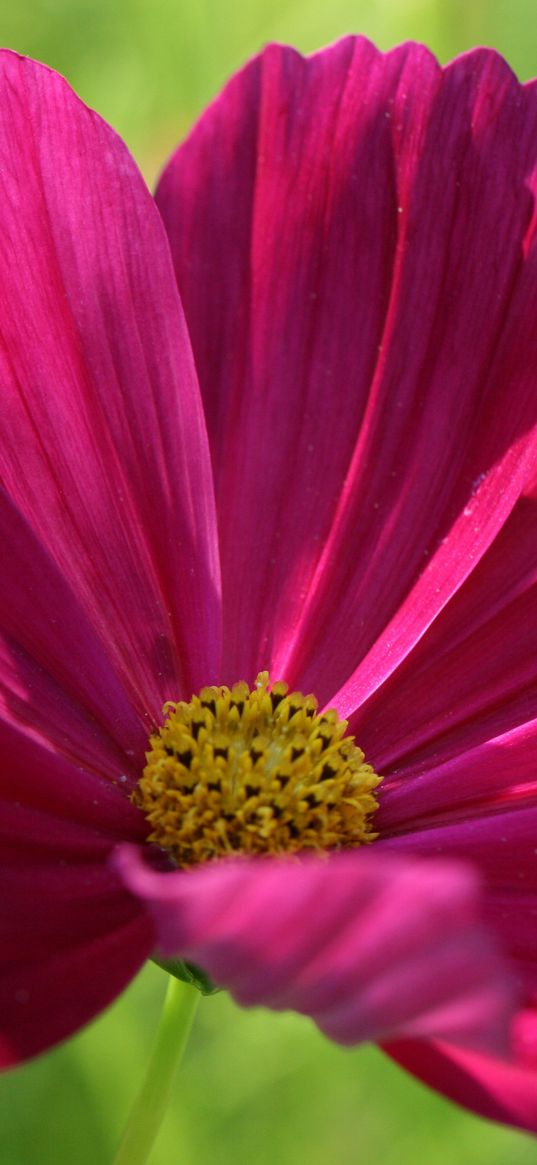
top-left (0, 51), bottom-right (220, 715)
top-left (355, 484), bottom-right (537, 779)
top-left (0, 724), bottom-right (146, 838)
top-left (158, 39), bottom-right (537, 702)
top-left (378, 720), bottom-right (537, 836)
top-left (0, 911), bottom-right (149, 1068)
top-left (1, 835), bottom-right (152, 1065)
top-left (384, 1026), bottom-right (537, 1135)
top-left (380, 806), bottom-right (537, 1001)
top-left (117, 847), bottom-right (514, 1054)
top-left (0, 490), bottom-right (149, 779)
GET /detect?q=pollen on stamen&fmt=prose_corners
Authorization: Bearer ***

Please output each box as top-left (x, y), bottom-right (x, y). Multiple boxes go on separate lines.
top-left (133, 672), bottom-right (382, 867)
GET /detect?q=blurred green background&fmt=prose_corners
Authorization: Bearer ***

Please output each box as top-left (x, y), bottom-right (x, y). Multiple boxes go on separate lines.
top-left (1, 1), bottom-right (537, 1162)
top-left (2, 0), bottom-right (537, 182)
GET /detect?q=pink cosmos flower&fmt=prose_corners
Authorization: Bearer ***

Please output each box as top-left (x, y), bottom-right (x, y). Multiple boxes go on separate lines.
top-left (2, 35), bottom-right (537, 1134)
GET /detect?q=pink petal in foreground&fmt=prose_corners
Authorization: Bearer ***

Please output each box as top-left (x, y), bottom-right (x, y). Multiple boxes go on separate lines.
top-left (380, 805), bottom-right (537, 1004)
top-left (117, 848), bottom-right (514, 1054)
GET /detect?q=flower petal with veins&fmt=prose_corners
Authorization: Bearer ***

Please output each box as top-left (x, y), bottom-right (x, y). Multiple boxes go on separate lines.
top-left (1, 39), bottom-right (537, 1136)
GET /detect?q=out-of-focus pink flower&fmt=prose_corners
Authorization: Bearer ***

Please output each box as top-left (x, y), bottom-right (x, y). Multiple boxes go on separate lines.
top-left (2, 38), bottom-right (537, 1133)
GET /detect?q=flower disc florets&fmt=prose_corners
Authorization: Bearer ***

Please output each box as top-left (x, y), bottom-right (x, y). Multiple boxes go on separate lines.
top-left (135, 672), bottom-right (382, 866)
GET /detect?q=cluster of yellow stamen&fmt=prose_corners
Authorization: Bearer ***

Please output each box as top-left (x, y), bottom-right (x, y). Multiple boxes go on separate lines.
top-left (134, 672), bottom-right (382, 867)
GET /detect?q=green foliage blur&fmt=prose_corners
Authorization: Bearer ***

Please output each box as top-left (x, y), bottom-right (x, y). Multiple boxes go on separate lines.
top-left (1, 1), bottom-right (537, 1162)
top-left (1, 963), bottom-right (536, 1164)
top-left (3, 0), bottom-right (537, 181)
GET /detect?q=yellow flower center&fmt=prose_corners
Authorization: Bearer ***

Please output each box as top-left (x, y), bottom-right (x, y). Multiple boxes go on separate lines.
top-left (134, 672), bottom-right (382, 867)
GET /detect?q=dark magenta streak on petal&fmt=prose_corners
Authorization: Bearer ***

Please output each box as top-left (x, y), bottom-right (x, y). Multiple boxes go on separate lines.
top-left (0, 862), bottom-right (152, 1065)
top-left (0, 730), bottom-right (147, 838)
top-left (0, 807), bottom-right (144, 862)
top-left (1, 809), bottom-right (115, 865)
top-left (0, 50), bottom-right (221, 718)
top-left (1, 823), bottom-right (152, 1066)
top-left (116, 846), bottom-right (514, 1056)
top-left (159, 39), bottom-right (537, 703)
top-left (383, 1037), bottom-right (537, 1135)
top-left (0, 491), bottom-right (148, 779)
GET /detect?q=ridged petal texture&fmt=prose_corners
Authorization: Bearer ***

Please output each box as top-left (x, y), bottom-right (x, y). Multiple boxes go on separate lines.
top-left (2, 39), bottom-right (537, 1133)
top-left (117, 847), bottom-right (514, 1055)
top-left (157, 39), bottom-right (537, 706)
top-left (0, 49), bottom-right (218, 1065)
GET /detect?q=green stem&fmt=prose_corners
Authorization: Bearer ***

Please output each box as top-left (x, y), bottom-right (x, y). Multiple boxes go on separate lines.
top-left (112, 976), bottom-right (200, 1165)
